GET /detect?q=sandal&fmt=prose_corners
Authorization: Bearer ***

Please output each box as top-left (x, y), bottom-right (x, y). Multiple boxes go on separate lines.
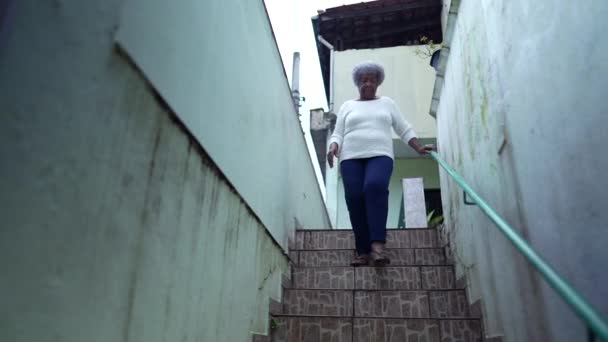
top-left (351, 254), bottom-right (369, 267)
top-left (370, 242), bottom-right (390, 266)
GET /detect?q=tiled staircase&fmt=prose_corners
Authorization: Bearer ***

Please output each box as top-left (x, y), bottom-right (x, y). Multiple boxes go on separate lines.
top-left (268, 228), bottom-right (483, 342)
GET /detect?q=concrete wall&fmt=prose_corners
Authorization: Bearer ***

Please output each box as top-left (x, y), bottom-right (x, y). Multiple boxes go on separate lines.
top-left (435, 1), bottom-right (608, 341)
top-left (334, 158), bottom-right (440, 229)
top-left (0, 0), bottom-right (329, 341)
top-left (115, 0), bottom-right (330, 248)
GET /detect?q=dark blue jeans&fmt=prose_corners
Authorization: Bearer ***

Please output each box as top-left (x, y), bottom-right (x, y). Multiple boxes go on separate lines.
top-left (340, 156), bottom-right (393, 255)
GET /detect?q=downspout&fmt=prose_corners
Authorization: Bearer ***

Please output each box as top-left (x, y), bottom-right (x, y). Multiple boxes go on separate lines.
top-left (291, 52), bottom-right (301, 112)
top-left (316, 35), bottom-right (338, 229)
top-left (317, 35), bottom-right (335, 113)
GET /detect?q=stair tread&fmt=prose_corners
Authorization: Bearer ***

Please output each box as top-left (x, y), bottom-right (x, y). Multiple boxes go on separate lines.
top-left (291, 248), bottom-right (449, 267)
top-left (293, 264), bottom-right (453, 268)
top-left (292, 246), bottom-right (444, 250)
top-left (281, 289), bottom-right (473, 319)
top-left (283, 289), bottom-right (466, 292)
top-left (273, 314), bottom-right (480, 320)
top-left (292, 264), bottom-right (453, 267)
top-left (291, 229), bottom-right (440, 250)
top-left (290, 265), bottom-right (458, 290)
top-left (295, 228), bottom-right (436, 231)
top-left (271, 316), bottom-right (482, 342)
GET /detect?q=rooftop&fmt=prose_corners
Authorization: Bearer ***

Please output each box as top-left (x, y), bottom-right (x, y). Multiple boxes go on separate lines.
top-left (312, 0), bottom-right (443, 103)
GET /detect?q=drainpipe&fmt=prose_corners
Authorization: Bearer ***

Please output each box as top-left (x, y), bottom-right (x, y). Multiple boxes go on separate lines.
top-left (317, 35), bottom-right (338, 229)
top-left (291, 52), bottom-right (301, 112)
top-left (317, 35), bottom-right (335, 113)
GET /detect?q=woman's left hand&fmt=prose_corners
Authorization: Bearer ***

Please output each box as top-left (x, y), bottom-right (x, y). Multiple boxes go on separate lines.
top-left (416, 144), bottom-right (436, 155)
top-left (408, 138), bottom-right (436, 156)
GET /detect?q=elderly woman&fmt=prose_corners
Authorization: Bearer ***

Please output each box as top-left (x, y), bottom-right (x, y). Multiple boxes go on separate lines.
top-left (327, 61), bottom-right (433, 266)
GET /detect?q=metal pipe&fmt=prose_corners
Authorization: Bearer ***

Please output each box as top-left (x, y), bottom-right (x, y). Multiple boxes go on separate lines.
top-left (317, 35), bottom-right (333, 50)
top-left (317, 35), bottom-right (335, 112)
top-left (291, 52), bottom-right (301, 111)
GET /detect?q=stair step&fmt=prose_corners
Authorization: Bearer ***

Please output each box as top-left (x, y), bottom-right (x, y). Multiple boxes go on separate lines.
top-left (281, 289), bottom-right (472, 319)
top-left (291, 266), bottom-right (457, 290)
top-left (429, 290), bottom-right (473, 319)
top-left (271, 316), bottom-right (483, 342)
top-left (283, 289), bottom-right (353, 316)
top-left (292, 266), bottom-right (355, 289)
top-left (355, 291), bottom-right (430, 319)
top-left (420, 266), bottom-right (457, 290)
top-left (294, 248), bottom-right (447, 267)
top-left (293, 229), bottom-right (439, 250)
top-left (439, 319), bottom-right (483, 342)
top-left (271, 316), bottom-right (352, 342)
top-left (355, 267), bottom-right (421, 290)
top-left (251, 334), bottom-right (270, 342)
top-left (354, 318), bottom-right (440, 341)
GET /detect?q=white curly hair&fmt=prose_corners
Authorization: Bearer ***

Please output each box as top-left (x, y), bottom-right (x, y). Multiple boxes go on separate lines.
top-left (352, 61), bottom-right (385, 87)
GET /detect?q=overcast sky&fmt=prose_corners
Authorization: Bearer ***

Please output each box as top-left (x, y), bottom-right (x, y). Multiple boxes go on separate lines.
top-left (264, 0), bottom-right (372, 198)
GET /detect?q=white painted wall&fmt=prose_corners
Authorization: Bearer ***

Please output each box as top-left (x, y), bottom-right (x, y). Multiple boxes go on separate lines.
top-left (436, 1), bottom-right (608, 341)
top-left (115, 0), bottom-right (330, 248)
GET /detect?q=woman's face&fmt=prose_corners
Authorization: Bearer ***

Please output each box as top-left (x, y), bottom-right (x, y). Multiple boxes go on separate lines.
top-left (358, 72), bottom-right (379, 100)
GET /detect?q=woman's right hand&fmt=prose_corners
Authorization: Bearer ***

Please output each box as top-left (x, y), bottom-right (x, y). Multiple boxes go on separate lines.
top-left (327, 143), bottom-right (339, 168)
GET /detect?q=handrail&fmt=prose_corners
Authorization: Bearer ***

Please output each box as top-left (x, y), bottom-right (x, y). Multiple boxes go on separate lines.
top-left (428, 151), bottom-right (608, 341)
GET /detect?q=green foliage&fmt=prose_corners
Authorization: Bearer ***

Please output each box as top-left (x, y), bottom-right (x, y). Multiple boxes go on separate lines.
top-left (414, 35), bottom-right (441, 59)
top-left (426, 210), bottom-right (435, 222)
top-left (426, 209), bottom-right (444, 228)
top-left (270, 318), bottom-right (278, 330)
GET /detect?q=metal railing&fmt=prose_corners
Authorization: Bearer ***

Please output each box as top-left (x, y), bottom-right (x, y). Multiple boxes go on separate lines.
top-left (428, 151), bottom-right (608, 341)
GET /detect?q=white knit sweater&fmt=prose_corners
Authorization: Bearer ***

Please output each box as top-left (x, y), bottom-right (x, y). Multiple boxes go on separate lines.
top-left (329, 96), bottom-right (417, 161)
